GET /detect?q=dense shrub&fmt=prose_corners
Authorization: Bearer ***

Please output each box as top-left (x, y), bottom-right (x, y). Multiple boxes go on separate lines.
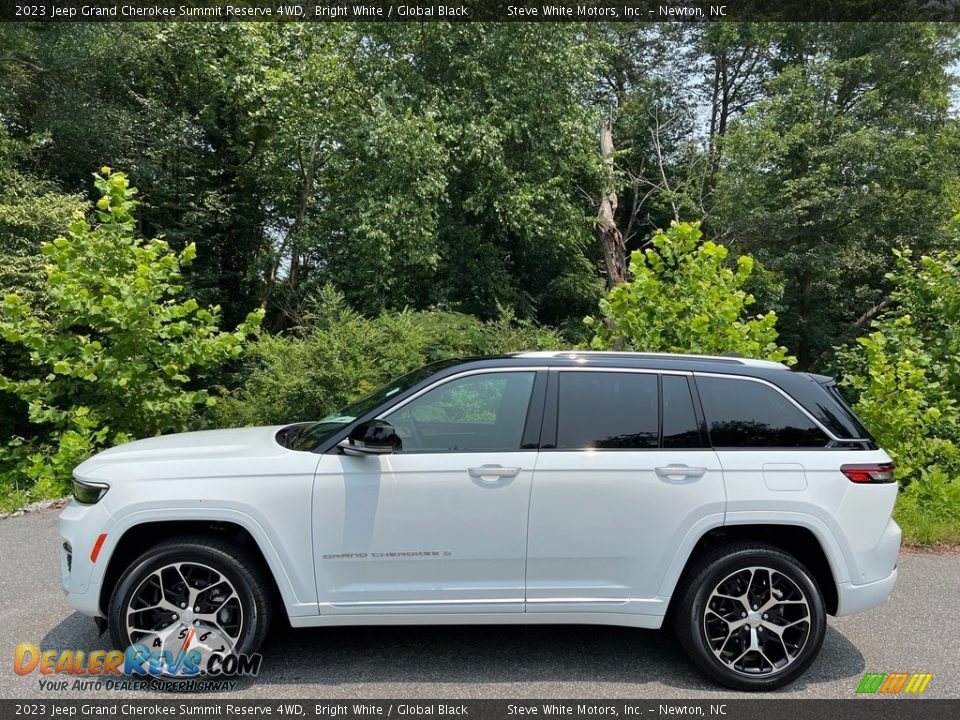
top-left (838, 248), bottom-right (960, 544)
top-left (210, 286), bottom-right (565, 428)
top-left (0, 170), bottom-right (262, 508)
top-left (586, 221), bottom-right (793, 364)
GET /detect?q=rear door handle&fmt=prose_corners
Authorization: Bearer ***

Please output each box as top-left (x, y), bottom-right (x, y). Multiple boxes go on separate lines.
top-left (655, 464), bottom-right (707, 481)
top-left (468, 465), bottom-right (521, 483)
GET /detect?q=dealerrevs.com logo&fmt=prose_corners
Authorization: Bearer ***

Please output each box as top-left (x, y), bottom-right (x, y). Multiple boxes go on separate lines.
top-left (14, 642), bottom-right (262, 692)
top-left (856, 672), bottom-right (933, 694)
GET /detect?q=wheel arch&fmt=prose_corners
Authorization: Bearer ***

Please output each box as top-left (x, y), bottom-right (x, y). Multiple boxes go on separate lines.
top-left (97, 517), bottom-right (294, 620)
top-left (666, 524), bottom-right (840, 617)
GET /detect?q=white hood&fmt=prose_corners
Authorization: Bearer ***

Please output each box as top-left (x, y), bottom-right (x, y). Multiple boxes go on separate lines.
top-left (74, 425), bottom-right (297, 482)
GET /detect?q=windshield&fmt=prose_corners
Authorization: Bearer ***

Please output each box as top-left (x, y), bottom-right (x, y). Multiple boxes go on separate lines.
top-left (287, 360), bottom-right (462, 451)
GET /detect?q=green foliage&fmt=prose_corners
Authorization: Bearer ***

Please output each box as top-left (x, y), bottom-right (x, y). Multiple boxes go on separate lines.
top-left (838, 248), bottom-right (960, 544)
top-left (0, 22), bottom-right (959, 544)
top-left (0, 131), bottom-right (86, 288)
top-left (586, 222), bottom-right (793, 364)
top-left (715, 24), bottom-right (960, 365)
top-left (0, 170), bottom-right (263, 505)
top-left (895, 467), bottom-right (960, 546)
top-left (211, 286), bottom-right (563, 428)
top-left (0, 129), bottom-right (87, 444)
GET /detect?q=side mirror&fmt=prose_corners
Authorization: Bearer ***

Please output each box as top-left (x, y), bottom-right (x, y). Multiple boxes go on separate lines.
top-left (338, 419), bottom-right (401, 456)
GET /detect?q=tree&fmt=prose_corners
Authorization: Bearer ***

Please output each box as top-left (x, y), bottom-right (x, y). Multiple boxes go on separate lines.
top-left (0, 170), bottom-right (262, 500)
top-left (715, 23), bottom-right (960, 366)
top-left (586, 221), bottom-right (792, 363)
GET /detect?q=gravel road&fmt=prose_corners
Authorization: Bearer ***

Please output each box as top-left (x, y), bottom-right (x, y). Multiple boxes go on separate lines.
top-left (1, 507), bottom-right (956, 700)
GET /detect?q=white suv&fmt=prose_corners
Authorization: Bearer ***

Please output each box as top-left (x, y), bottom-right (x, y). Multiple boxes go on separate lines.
top-left (59, 351), bottom-right (900, 690)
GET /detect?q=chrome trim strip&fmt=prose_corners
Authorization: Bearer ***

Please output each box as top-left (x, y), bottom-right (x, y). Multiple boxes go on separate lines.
top-left (329, 598), bottom-right (524, 607)
top-left (554, 366), bottom-right (691, 376)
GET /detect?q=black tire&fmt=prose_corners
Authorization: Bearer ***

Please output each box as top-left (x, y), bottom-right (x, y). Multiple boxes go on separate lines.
top-left (673, 542), bottom-right (826, 691)
top-left (108, 535), bottom-right (273, 674)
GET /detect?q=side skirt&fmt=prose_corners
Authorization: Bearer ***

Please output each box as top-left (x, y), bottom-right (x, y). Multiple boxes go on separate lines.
top-left (290, 610), bottom-right (666, 630)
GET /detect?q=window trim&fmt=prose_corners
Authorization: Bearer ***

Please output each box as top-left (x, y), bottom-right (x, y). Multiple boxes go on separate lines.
top-left (692, 372), bottom-right (839, 448)
top-left (374, 367), bottom-right (546, 455)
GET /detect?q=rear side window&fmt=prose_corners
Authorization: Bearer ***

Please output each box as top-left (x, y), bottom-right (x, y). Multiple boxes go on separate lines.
top-left (696, 376), bottom-right (829, 448)
top-left (557, 372), bottom-right (658, 449)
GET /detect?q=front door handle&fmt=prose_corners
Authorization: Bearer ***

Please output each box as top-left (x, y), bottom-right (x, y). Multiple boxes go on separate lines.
top-left (655, 464), bottom-right (708, 481)
top-left (468, 465), bottom-right (521, 483)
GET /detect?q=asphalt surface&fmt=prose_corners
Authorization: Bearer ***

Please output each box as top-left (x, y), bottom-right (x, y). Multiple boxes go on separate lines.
top-left (1, 507), bottom-right (957, 700)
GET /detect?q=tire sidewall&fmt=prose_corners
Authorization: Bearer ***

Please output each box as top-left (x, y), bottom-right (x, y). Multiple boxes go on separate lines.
top-left (685, 549), bottom-right (827, 690)
top-left (108, 543), bottom-right (265, 664)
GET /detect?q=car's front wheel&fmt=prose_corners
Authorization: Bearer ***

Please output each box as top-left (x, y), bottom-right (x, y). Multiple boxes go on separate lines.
top-left (673, 542), bottom-right (826, 691)
top-left (108, 535), bottom-right (272, 675)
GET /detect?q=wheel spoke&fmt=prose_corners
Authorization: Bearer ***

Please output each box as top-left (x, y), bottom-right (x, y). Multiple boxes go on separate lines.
top-left (761, 617), bottom-right (808, 637)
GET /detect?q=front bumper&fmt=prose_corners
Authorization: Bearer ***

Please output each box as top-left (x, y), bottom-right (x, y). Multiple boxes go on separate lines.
top-left (58, 499), bottom-right (114, 618)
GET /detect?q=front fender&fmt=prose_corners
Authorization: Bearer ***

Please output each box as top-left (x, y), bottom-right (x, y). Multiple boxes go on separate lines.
top-left (94, 507), bottom-right (319, 618)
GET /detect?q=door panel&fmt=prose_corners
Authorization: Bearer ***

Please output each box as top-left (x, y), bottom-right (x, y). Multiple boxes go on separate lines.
top-left (526, 449), bottom-right (724, 613)
top-left (312, 369), bottom-right (541, 615)
top-left (313, 451), bottom-right (533, 614)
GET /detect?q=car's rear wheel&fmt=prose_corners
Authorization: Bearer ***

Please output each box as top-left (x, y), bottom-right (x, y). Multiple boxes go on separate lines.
top-left (108, 536), bottom-right (272, 675)
top-left (673, 542), bottom-right (826, 691)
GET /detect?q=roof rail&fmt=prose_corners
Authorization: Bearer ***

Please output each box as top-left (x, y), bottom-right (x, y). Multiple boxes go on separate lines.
top-left (513, 350), bottom-right (789, 370)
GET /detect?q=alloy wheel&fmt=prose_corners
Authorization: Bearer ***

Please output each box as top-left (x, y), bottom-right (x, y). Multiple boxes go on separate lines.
top-left (125, 561), bottom-right (243, 669)
top-left (703, 565), bottom-right (811, 677)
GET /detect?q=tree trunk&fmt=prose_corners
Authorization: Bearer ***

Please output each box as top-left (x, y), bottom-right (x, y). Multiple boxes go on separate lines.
top-left (595, 115), bottom-right (627, 289)
top-left (260, 142), bottom-right (321, 311)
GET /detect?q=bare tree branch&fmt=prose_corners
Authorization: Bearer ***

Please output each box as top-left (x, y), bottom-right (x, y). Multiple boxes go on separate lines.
top-left (853, 298), bottom-right (893, 328)
top-left (595, 112), bottom-right (628, 289)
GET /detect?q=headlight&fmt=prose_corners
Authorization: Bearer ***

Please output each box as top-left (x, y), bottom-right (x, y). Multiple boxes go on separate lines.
top-left (72, 478), bottom-right (109, 504)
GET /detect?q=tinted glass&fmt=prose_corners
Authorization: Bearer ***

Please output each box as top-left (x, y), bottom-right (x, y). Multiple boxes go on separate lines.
top-left (386, 372), bottom-right (535, 452)
top-left (697, 376), bottom-right (829, 448)
top-left (557, 372), bottom-right (658, 449)
top-left (662, 375), bottom-right (703, 448)
top-left (288, 359), bottom-right (462, 450)
top-left (825, 383), bottom-right (873, 439)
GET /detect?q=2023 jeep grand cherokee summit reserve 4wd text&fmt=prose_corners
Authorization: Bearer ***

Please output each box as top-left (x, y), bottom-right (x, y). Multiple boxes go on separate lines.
top-left (59, 351), bottom-right (900, 690)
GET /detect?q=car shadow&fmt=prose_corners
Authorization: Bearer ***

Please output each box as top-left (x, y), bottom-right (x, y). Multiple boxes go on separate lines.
top-left (40, 615), bottom-right (864, 695)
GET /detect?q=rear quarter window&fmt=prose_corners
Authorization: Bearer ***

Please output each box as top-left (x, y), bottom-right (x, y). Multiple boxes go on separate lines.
top-left (696, 376), bottom-right (829, 448)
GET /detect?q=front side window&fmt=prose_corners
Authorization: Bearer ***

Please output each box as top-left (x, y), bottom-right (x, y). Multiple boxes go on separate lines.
top-left (696, 376), bottom-right (829, 448)
top-left (385, 372), bottom-right (536, 452)
top-left (556, 372), bottom-right (658, 449)
top-left (288, 360), bottom-right (462, 450)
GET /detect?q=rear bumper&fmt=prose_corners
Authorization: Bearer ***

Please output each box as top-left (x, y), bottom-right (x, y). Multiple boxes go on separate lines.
top-left (834, 516), bottom-right (900, 617)
top-left (835, 566), bottom-right (897, 616)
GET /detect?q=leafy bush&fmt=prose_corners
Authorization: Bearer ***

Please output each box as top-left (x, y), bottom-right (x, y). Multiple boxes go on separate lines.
top-left (0, 169), bottom-right (262, 507)
top-left (210, 286), bottom-right (564, 428)
top-left (586, 221), bottom-right (793, 364)
top-left (838, 248), bottom-right (960, 544)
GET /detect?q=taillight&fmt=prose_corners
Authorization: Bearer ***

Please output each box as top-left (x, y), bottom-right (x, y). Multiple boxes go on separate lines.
top-left (841, 463), bottom-right (895, 484)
